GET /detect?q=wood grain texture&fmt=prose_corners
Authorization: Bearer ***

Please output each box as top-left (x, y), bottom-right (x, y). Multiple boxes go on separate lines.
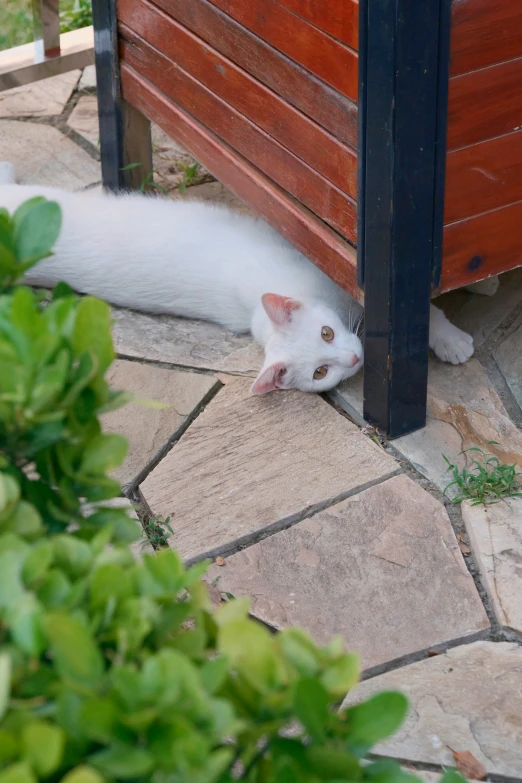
top-left (120, 63), bottom-right (360, 298)
top-left (274, 0), bottom-right (358, 49)
top-left (120, 34), bottom-right (356, 240)
top-left (147, 0), bottom-right (358, 146)
top-left (205, 0), bottom-right (358, 100)
top-left (442, 200), bottom-right (522, 291)
top-left (118, 0), bottom-right (357, 195)
top-left (451, 0), bottom-right (522, 76)
top-left (445, 130), bottom-right (522, 224)
top-left (447, 57), bottom-right (522, 150)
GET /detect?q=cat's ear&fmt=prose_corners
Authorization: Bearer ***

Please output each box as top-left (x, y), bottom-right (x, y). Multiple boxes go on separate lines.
top-left (251, 361), bottom-right (287, 395)
top-left (261, 293), bottom-right (302, 326)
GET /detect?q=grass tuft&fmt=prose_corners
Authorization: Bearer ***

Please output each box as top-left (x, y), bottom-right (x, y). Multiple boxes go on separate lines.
top-left (443, 441), bottom-right (522, 505)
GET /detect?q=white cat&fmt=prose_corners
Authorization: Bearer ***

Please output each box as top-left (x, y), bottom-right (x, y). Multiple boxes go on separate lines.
top-left (0, 165), bottom-right (478, 394)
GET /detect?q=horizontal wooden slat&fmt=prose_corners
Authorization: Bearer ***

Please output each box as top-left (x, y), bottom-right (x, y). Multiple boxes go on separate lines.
top-left (447, 57), bottom-right (522, 150)
top-left (275, 0), bottom-right (358, 49)
top-left (120, 63), bottom-right (360, 298)
top-left (441, 200), bottom-right (522, 291)
top-left (120, 34), bottom-right (357, 241)
top-left (445, 129), bottom-right (522, 224)
top-left (149, 0), bottom-right (357, 147)
top-left (451, 0), bottom-right (522, 76)
top-left (118, 0), bottom-right (357, 196)
top-left (206, 0), bottom-right (358, 100)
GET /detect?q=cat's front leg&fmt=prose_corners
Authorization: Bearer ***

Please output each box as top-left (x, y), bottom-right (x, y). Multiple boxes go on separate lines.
top-left (429, 304), bottom-right (474, 364)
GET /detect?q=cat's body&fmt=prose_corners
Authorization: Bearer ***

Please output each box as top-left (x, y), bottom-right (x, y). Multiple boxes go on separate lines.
top-left (0, 168), bottom-right (477, 394)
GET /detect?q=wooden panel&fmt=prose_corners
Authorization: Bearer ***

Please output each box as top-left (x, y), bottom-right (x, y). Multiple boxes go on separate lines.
top-left (447, 57), bottom-right (522, 150)
top-left (120, 34), bottom-right (357, 241)
top-left (451, 0), bottom-right (522, 76)
top-left (120, 63), bottom-right (359, 297)
top-left (441, 200), bottom-right (522, 291)
top-left (445, 129), bottom-right (522, 224)
top-left (149, 0), bottom-right (357, 146)
top-left (274, 0), bottom-right (358, 49)
top-left (118, 0), bottom-right (357, 196)
top-left (206, 0), bottom-right (358, 100)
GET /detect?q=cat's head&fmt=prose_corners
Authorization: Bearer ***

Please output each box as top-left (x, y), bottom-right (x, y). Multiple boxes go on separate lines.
top-left (251, 293), bottom-right (363, 394)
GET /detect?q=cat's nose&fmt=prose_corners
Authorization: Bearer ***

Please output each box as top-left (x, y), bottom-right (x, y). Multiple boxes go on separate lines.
top-left (348, 353), bottom-right (361, 368)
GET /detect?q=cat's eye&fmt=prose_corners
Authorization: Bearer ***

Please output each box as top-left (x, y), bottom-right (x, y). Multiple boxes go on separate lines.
top-left (321, 326), bottom-right (334, 342)
top-left (313, 366), bottom-right (328, 380)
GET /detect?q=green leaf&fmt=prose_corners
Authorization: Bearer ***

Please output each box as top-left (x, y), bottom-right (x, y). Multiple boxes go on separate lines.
top-left (8, 594), bottom-right (46, 657)
top-left (22, 540), bottom-right (53, 586)
top-left (345, 691), bottom-right (409, 746)
top-left (306, 746), bottom-right (361, 780)
top-left (21, 721), bottom-right (65, 776)
top-left (80, 434), bottom-right (127, 476)
top-left (218, 619), bottom-right (279, 692)
top-left (71, 297), bottom-right (114, 373)
top-left (60, 767), bottom-right (105, 783)
top-left (43, 612), bottom-right (104, 686)
top-left (294, 678), bottom-right (330, 742)
top-left (14, 200), bottom-right (62, 266)
top-left (321, 652), bottom-right (360, 697)
top-left (53, 535), bottom-right (93, 577)
top-left (214, 597), bottom-right (251, 626)
top-left (79, 697), bottom-right (118, 743)
top-left (0, 730), bottom-right (19, 766)
top-left (9, 501), bottom-right (43, 539)
top-left (0, 653), bottom-right (11, 721)
top-left (0, 762), bottom-right (37, 783)
top-left (89, 745), bottom-right (154, 779)
top-left (200, 655), bottom-right (229, 694)
top-left (90, 564), bottom-right (133, 609)
top-left (52, 281), bottom-right (75, 300)
top-left (0, 549), bottom-right (26, 609)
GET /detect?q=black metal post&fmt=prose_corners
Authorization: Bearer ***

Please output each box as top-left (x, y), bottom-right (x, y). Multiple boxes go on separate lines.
top-left (91, 0), bottom-right (152, 191)
top-left (358, 0), bottom-right (451, 438)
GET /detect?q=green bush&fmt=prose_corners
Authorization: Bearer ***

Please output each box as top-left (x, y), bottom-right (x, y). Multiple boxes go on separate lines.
top-left (0, 198), bottom-right (462, 783)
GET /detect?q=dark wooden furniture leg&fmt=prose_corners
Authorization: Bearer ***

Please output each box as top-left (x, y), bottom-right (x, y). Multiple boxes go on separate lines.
top-left (358, 0), bottom-right (451, 438)
top-left (92, 0), bottom-right (152, 191)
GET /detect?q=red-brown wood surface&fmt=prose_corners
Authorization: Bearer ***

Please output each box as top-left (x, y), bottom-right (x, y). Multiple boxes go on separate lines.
top-left (450, 0), bottom-right (522, 76)
top-left (447, 57), bottom-right (522, 151)
top-left (442, 200), bottom-right (522, 291)
top-left (120, 34), bottom-right (357, 241)
top-left (205, 0), bottom-right (358, 100)
top-left (118, 0), bottom-right (357, 196)
top-left (119, 64), bottom-right (359, 297)
top-left (445, 130), bottom-right (522, 224)
top-left (275, 0), bottom-right (358, 49)
top-left (149, 0), bottom-right (357, 146)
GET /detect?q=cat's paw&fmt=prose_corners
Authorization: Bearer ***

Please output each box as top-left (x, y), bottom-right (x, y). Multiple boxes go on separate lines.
top-left (465, 276), bottom-right (499, 296)
top-left (432, 326), bottom-right (474, 364)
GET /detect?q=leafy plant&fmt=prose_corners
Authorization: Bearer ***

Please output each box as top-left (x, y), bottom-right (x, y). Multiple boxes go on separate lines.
top-left (59, 0), bottom-right (92, 33)
top-left (178, 161), bottom-right (201, 194)
top-left (0, 197), bottom-right (464, 783)
top-left (443, 442), bottom-right (522, 505)
top-left (120, 162), bottom-right (167, 195)
top-left (141, 512), bottom-right (173, 549)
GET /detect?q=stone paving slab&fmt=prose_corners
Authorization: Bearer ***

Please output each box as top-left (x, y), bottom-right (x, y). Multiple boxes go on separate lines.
top-left (67, 94), bottom-right (98, 146)
top-left (141, 375), bottom-right (399, 562)
top-left (112, 307), bottom-right (264, 375)
top-left (463, 498), bottom-right (522, 634)
top-left (103, 359), bottom-right (218, 486)
top-left (342, 641), bottom-right (522, 778)
top-left (494, 317), bottom-right (522, 411)
top-left (206, 474), bottom-right (488, 669)
top-left (0, 71), bottom-right (80, 117)
top-left (79, 65), bottom-right (97, 91)
top-left (0, 120), bottom-right (100, 189)
top-left (333, 358), bottom-right (522, 491)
